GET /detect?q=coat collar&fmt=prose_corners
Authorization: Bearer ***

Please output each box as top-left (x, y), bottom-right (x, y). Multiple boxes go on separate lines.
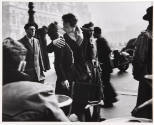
top-left (21, 36), bottom-right (34, 53)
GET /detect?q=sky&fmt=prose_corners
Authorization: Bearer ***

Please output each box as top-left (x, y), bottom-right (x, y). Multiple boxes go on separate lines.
top-left (86, 2), bottom-right (153, 48)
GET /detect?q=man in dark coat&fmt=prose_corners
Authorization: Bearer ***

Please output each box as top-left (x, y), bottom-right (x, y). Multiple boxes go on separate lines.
top-left (132, 6), bottom-right (153, 119)
top-left (3, 37), bottom-right (30, 85)
top-left (18, 23), bottom-right (45, 83)
top-left (47, 22), bottom-right (75, 96)
top-left (94, 27), bottom-right (117, 108)
top-left (37, 26), bottom-right (51, 72)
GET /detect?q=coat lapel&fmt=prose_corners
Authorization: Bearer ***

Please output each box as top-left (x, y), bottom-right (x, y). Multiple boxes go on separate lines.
top-left (22, 36), bottom-right (34, 54)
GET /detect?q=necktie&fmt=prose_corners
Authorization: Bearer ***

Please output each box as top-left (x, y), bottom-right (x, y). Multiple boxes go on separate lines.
top-left (31, 38), bottom-right (34, 48)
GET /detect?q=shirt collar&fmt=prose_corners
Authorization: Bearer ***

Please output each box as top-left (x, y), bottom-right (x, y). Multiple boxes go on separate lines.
top-left (26, 35), bottom-right (34, 41)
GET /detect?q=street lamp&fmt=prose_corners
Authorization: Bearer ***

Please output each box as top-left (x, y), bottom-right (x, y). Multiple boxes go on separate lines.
top-left (27, 2), bottom-right (38, 30)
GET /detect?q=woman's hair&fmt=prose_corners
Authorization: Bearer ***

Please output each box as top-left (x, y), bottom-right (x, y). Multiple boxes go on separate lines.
top-left (48, 21), bottom-right (59, 40)
top-left (62, 13), bottom-right (78, 27)
top-left (3, 37), bottom-right (27, 69)
top-left (37, 26), bottom-right (48, 38)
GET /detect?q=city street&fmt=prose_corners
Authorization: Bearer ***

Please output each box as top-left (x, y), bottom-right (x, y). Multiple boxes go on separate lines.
top-left (101, 64), bottom-right (138, 119)
top-left (44, 56), bottom-right (139, 119)
top-left (111, 64), bottom-right (138, 95)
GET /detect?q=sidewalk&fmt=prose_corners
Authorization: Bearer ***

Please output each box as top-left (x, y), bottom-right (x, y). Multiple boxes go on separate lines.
top-left (100, 94), bottom-right (137, 119)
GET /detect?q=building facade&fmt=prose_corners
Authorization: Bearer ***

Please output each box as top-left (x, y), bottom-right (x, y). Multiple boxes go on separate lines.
top-left (2, 2), bottom-right (91, 40)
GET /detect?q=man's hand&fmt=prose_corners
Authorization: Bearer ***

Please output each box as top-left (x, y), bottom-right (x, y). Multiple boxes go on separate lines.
top-left (69, 114), bottom-right (79, 122)
top-left (92, 59), bottom-right (99, 67)
top-left (53, 37), bottom-right (65, 48)
top-left (61, 80), bottom-right (70, 89)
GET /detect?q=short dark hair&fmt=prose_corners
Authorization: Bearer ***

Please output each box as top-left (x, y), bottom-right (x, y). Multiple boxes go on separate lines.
top-left (48, 21), bottom-right (59, 40)
top-left (37, 26), bottom-right (48, 36)
top-left (62, 13), bottom-right (78, 27)
top-left (24, 23), bottom-right (38, 30)
top-left (94, 27), bottom-right (101, 35)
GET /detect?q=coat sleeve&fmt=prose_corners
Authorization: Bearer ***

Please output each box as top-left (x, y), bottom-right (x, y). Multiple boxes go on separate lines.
top-left (37, 39), bottom-right (45, 72)
top-left (47, 42), bottom-right (54, 53)
top-left (102, 37), bottom-right (111, 56)
top-left (132, 31), bottom-right (150, 80)
top-left (57, 47), bottom-right (68, 81)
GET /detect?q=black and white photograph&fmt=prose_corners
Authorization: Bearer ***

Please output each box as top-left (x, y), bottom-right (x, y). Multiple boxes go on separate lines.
top-left (2, 1), bottom-right (153, 123)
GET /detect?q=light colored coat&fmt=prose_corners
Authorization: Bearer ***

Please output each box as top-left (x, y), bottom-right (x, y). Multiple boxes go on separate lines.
top-left (19, 36), bottom-right (45, 81)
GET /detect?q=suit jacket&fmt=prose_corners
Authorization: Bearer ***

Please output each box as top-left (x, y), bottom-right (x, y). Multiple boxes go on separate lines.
top-left (47, 42), bottom-right (74, 81)
top-left (96, 37), bottom-right (112, 73)
top-left (96, 37), bottom-right (111, 63)
top-left (18, 36), bottom-right (45, 81)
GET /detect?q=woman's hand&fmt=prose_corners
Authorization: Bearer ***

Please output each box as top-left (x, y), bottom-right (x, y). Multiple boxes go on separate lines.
top-left (61, 80), bottom-right (70, 89)
top-left (53, 37), bottom-right (65, 48)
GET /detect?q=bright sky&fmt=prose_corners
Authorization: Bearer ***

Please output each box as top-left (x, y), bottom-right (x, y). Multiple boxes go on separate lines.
top-left (86, 2), bottom-right (153, 47)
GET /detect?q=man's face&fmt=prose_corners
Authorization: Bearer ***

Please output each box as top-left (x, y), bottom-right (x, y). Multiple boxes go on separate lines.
top-left (93, 32), bottom-right (99, 38)
top-left (26, 26), bottom-right (36, 37)
top-left (63, 22), bottom-right (74, 33)
top-left (88, 27), bottom-right (94, 37)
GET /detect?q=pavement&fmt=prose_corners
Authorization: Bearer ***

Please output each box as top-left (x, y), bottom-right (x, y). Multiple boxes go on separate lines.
top-left (44, 56), bottom-right (139, 119)
top-left (100, 94), bottom-right (137, 119)
top-left (100, 64), bottom-right (138, 119)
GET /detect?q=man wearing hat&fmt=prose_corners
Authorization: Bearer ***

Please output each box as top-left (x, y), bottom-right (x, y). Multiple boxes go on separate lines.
top-left (18, 23), bottom-right (45, 83)
top-left (132, 6), bottom-right (153, 119)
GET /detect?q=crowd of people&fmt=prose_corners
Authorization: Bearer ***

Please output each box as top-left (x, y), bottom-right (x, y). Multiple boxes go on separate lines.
top-left (2, 6), bottom-right (153, 122)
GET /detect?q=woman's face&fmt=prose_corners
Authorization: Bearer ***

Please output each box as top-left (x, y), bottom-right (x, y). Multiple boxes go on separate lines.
top-left (63, 22), bottom-right (75, 34)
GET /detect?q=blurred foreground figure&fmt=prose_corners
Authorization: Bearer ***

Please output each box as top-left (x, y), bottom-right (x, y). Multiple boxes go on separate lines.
top-left (2, 38), bottom-right (69, 121)
top-left (3, 37), bottom-right (30, 85)
top-left (132, 6), bottom-right (153, 119)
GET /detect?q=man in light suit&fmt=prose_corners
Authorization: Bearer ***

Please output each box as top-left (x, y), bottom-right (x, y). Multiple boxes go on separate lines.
top-left (19, 23), bottom-right (45, 83)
